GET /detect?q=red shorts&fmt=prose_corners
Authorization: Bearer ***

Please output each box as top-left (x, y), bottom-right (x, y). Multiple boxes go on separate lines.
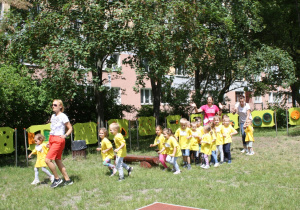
top-left (46, 135), bottom-right (65, 160)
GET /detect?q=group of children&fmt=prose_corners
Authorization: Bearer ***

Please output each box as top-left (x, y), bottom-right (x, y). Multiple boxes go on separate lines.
top-left (28, 116), bottom-right (255, 184)
top-left (149, 115), bottom-right (255, 174)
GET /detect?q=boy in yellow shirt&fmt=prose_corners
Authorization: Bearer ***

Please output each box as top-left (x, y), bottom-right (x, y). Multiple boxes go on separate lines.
top-left (174, 118), bottom-right (192, 170)
top-left (221, 116), bottom-right (238, 164)
top-left (109, 123), bottom-right (133, 181)
top-left (96, 128), bottom-right (117, 176)
top-left (243, 119), bottom-right (255, 155)
top-left (189, 122), bottom-right (201, 166)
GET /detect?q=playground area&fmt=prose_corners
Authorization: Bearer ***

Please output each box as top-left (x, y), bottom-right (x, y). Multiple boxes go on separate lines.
top-left (0, 127), bottom-right (299, 209)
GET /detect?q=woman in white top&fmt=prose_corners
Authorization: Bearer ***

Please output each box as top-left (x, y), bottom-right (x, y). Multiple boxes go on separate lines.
top-left (45, 99), bottom-right (73, 188)
top-left (233, 95), bottom-right (252, 153)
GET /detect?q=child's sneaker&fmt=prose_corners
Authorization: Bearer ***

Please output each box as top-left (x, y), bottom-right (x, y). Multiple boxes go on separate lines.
top-left (200, 164), bottom-right (206, 168)
top-left (31, 179), bottom-right (40, 185)
top-left (220, 161), bottom-right (224, 165)
top-left (110, 168), bottom-right (117, 176)
top-left (173, 170), bottom-right (181, 175)
top-left (203, 165), bottom-right (210, 169)
top-left (228, 160), bottom-right (232, 164)
top-left (118, 177), bottom-right (125, 181)
top-left (241, 149), bottom-right (246, 153)
top-left (50, 175), bottom-right (55, 183)
top-left (214, 163), bottom-right (220, 167)
top-left (51, 178), bottom-right (63, 188)
top-left (248, 152), bottom-right (255, 156)
top-left (187, 164), bottom-right (192, 170)
top-left (127, 167), bottom-right (133, 176)
top-left (64, 179), bottom-right (73, 186)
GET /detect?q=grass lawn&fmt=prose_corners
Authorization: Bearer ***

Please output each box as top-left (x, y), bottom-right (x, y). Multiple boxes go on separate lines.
top-left (0, 128), bottom-right (299, 210)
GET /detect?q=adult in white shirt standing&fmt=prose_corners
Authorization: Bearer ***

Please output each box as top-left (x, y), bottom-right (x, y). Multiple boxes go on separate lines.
top-left (45, 99), bottom-right (73, 188)
top-left (233, 95), bottom-right (252, 153)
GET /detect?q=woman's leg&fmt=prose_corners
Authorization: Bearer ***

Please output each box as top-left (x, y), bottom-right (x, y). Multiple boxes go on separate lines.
top-left (55, 159), bottom-right (71, 181)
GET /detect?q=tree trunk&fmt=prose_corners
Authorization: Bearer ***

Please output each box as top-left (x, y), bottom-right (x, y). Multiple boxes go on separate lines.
top-left (151, 78), bottom-right (162, 125)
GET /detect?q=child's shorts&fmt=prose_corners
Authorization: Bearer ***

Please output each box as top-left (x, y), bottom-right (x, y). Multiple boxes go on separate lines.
top-left (246, 141), bottom-right (253, 147)
top-left (46, 135), bottom-right (65, 160)
top-left (181, 149), bottom-right (190, 156)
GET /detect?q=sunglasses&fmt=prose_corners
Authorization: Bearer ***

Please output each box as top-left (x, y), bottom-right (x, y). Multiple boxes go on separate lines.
top-left (52, 104), bottom-right (58, 107)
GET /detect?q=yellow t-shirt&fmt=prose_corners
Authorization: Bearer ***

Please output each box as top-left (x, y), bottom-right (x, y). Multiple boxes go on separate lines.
top-left (245, 126), bottom-right (255, 142)
top-left (211, 131), bottom-right (217, 151)
top-left (165, 136), bottom-right (182, 157)
top-left (196, 126), bottom-right (204, 144)
top-left (32, 142), bottom-right (49, 168)
top-left (215, 125), bottom-right (224, 145)
top-left (154, 134), bottom-right (167, 155)
top-left (200, 133), bottom-right (213, 155)
top-left (189, 130), bottom-right (201, 151)
top-left (101, 137), bottom-right (114, 160)
top-left (221, 125), bottom-right (237, 144)
top-left (114, 133), bottom-right (127, 157)
top-left (174, 128), bottom-right (192, 149)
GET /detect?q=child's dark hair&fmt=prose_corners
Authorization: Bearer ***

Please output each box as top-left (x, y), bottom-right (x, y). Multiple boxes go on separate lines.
top-left (204, 125), bottom-right (213, 136)
top-left (99, 127), bottom-right (108, 137)
top-left (34, 133), bottom-right (45, 142)
top-left (163, 128), bottom-right (173, 136)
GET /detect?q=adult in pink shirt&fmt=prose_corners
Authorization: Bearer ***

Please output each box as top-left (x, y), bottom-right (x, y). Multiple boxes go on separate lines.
top-left (191, 96), bottom-right (223, 125)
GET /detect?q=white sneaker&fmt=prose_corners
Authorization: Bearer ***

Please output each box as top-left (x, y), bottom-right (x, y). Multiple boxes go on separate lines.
top-left (31, 179), bottom-right (40, 185)
top-left (50, 175), bottom-right (55, 183)
top-left (214, 163), bottom-right (220, 167)
top-left (200, 164), bottom-right (206, 168)
top-left (173, 170), bottom-right (181, 175)
top-left (203, 165), bottom-right (210, 169)
top-left (246, 152), bottom-right (250, 155)
top-left (248, 152), bottom-right (254, 156)
top-left (241, 149), bottom-right (246, 153)
top-left (110, 168), bottom-right (117, 177)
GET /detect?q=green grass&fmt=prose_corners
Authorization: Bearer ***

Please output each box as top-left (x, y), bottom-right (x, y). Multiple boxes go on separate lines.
top-left (0, 130), bottom-right (300, 210)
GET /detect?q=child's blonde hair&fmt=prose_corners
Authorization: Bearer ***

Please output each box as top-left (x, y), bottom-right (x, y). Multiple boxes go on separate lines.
top-left (99, 127), bottom-right (108, 137)
top-left (191, 121), bottom-right (197, 127)
top-left (34, 133), bottom-right (45, 142)
top-left (163, 128), bottom-right (173, 136)
top-left (156, 125), bottom-right (163, 131)
top-left (180, 118), bottom-right (187, 124)
top-left (109, 123), bottom-right (120, 131)
top-left (203, 125), bottom-right (213, 136)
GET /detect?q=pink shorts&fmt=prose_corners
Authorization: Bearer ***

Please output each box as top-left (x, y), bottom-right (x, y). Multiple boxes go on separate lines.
top-left (46, 135), bottom-right (65, 160)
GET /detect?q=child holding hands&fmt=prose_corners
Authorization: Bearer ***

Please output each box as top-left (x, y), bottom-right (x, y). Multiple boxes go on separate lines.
top-left (28, 134), bottom-right (54, 185)
top-left (96, 127), bottom-right (117, 176)
top-left (200, 125), bottom-right (214, 169)
top-left (158, 128), bottom-right (182, 174)
top-left (243, 119), bottom-right (255, 155)
top-left (150, 125), bottom-right (168, 170)
top-left (109, 123), bottom-right (133, 181)
top-left (221, 116), bottom-right (238, 164)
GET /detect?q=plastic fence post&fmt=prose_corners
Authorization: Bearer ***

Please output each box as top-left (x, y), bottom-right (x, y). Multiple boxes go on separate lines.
top-left (24, 128), bottom-right (28, 167)
top-left (15, 128), bottom-right (17, 167)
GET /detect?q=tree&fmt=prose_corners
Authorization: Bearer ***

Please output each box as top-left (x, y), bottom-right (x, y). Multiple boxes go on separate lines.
top-left (254, 0), bottom-right (300, 106)
top-left (0, 0), bottom-right (132, 127)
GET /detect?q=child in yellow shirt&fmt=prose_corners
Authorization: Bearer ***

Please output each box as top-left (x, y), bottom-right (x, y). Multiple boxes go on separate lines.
top-left (150, 125), bottom-right (168, 170)
top-left (195, 117), bottom-right (204, 166)
top-left (110, 123), bottom-right (133, 181)
top-left (28, 134), bottom-right (54, 185)
top-left (221, 116), bottom-right (238, 164)
top-left (243, 119), bottom-right (255, 155)
top-left (96, 128), bottom-right (117, 176)
top-left (174, 118), bottom-right (192, 170)
top-left (200, 125), bottom-right (214, 169)
top-left (213, 116), bottom-right (224, 164)
top-left (158, 128), bottom-right (182, 174)
top-left (189, 122), bottom-right (201, 166)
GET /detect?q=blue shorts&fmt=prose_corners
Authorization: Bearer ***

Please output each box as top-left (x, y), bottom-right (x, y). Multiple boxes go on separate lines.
top-left (181, 149), bottom-right (190, 156)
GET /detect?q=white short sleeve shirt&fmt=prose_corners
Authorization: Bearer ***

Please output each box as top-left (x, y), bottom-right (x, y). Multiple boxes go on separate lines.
top-left (50, 113), bottom-right (69, 135)
top-left (235, 103), bottom-right (252, 123)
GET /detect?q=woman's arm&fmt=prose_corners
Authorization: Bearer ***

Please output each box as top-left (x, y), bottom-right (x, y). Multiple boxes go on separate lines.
top-left (61, 122), bottom-right (72, 139)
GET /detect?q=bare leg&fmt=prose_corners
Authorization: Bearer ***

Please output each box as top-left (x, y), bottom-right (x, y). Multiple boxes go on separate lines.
top-left (45, 158), bottom-right (59, 179)
top-left (55, 159), bottom-right (70, 181)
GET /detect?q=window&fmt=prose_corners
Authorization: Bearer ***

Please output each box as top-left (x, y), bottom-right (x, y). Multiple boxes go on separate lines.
top-left (235, 91), bottom-right (244, 103)
top-left (141, 58), bottom-right (149, 72)
top-left (103, 53), bottom-right (120, 71)
top-left (111, 87), bottom-right (121, 105)
top-left (269, 92), bottom-right (281, 104)
top-left (141, 89), bottom-right (153, 105)
top-left (254, 96), bottom-right (262, 103)
top-left (175, 65), bottom-right (186, 76)
top-left (288, 95), bottom-right (292, 103)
